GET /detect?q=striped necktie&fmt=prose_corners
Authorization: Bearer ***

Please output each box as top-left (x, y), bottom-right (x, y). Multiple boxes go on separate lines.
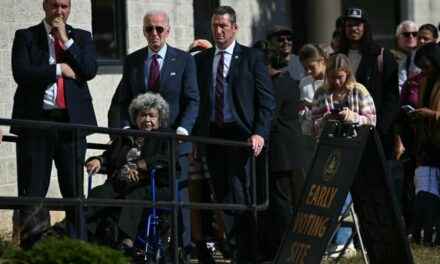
top-left (215, 51), bottom-right (225, 127)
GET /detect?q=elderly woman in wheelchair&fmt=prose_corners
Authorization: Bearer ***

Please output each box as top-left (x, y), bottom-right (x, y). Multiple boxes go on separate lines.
top-left (85, 92), bottom-right (174, 258)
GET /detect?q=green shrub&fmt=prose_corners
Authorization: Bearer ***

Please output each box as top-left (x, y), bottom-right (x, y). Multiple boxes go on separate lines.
top-left (2, 238), bottom-right (129, 264)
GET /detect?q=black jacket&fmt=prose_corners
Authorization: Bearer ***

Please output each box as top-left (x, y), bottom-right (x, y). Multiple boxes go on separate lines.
top-left (88, 127), bottom-right (174, 180)
top-left (348, 42), bottom-right (399, 157)
top-left (269, 73), bottom-right (304, 172)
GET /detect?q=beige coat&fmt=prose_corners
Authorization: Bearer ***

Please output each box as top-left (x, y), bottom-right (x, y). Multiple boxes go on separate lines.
top-left (417, 77), bottom-right (440, 148)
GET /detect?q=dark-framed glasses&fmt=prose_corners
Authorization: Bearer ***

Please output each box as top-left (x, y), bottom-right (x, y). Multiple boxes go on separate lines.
top-left (277, 36), bottom-right (293, 42)
top-left (145, 26), bottom-right (166, 34)
top-left (402, 32), bottom-right (417, 38)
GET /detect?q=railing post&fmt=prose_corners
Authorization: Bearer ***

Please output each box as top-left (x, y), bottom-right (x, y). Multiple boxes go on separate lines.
top-left (168, 139), bottom-right (178, 263)
top-left (73, 128), bottom-right (86, 240)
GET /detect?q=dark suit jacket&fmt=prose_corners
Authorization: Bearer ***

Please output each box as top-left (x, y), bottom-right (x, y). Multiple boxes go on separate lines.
top-left (119, 45), bottom-right (199, 133)
top-left (193, 43), bottom-right (275, 140)
top-left (269, 73), bottom-right (304, 172)
top-left (11, 22), bottom-right (98, 133)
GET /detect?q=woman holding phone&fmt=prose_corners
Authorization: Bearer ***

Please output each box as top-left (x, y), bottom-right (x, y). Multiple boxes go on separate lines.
top-left (311, 53), bottom-right (376, 136)
top-left (311, 53), bottom-right (376, 258)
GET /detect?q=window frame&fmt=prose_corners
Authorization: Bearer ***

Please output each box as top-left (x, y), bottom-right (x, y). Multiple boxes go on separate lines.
top-left (91, 0), bottom-right (127, 66)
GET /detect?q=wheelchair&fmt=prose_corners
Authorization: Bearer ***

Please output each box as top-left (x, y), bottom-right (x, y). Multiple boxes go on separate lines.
top-left (88, 162), bottom-right (187, 264)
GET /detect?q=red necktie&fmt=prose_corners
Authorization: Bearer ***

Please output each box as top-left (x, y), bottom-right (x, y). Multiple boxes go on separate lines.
top-left (215, 51), bottom-right (225, 127)
top-left (148, 54), bottom-right (160, 93)
top-left (52, 32), bottom-right (66, 109)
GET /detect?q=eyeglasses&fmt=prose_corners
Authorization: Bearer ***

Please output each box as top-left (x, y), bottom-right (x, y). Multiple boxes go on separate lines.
top-left (145, 26), bottom-right (165, 34)
top-left (401, 32), bottom-right (417, 38)
top-left (277, 36), bottom-right (293, 42)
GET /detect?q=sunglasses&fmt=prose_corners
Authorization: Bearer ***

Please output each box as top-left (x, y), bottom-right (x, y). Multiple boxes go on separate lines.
top-left (145, 26), bottom-right (165, 34)
top-left (277, 36), bottom-right (293, 42)
top-left (402, 31), bottom-right (417, 38)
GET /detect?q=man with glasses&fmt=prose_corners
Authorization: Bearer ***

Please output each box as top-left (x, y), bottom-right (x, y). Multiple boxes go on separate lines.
top-left (119, 10), bottom-right (199, 258)
top-left (391, 20), bottom-right (418, 65)
top-left (266, 26), bottom-right (305, 83)
top-left (391, 20), bottom-right (419, 91)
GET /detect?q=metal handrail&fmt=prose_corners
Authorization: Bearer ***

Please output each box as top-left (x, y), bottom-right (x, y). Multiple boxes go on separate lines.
top-left (0, 117), bottom-right (269, 262)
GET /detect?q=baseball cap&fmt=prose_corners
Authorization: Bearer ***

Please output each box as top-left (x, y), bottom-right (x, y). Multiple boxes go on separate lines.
top-left (343, 7), bottom-right (369, 22)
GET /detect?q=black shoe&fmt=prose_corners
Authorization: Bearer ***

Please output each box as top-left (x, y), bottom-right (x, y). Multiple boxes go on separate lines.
top-left (196, 241), bottom-right (215, 264)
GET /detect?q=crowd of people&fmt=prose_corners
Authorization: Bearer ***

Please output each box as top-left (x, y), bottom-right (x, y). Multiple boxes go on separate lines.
top-left (7, 0), bottom-right (440, 263)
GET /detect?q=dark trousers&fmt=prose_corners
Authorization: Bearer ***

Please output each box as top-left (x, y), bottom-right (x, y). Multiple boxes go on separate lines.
top-left (206, 123), bottom-right (255, 263)
top-left (87, 175), bottom-right (186, 246)
top-left (177, 155), bottom-right (191, 249)
top-left (262, 171), bottom-right (293, 260)
top-left (402, 157), bottom-right (417, 233)
top-left (17, 119), bottom-right (86, 248)
top-left (413, 191), bottom-right (440, 243)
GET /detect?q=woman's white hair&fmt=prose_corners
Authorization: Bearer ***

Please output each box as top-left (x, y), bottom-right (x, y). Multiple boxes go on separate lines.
top-left (128, 92), bottom-right (169, 127)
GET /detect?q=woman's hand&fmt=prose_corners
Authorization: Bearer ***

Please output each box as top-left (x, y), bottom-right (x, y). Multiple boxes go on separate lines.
top-left (338, 107), bottom-right (350, 121)
top-left (85, 159), bottom-right (101, 175)
top-left (392, 136), bottom-right (406, 161)
top-left (124, 166), bottom-right (140, 183)
top-left (409, 108), bottom-right (436, 120)
top-left (268, 65), bottom-right (282, 77)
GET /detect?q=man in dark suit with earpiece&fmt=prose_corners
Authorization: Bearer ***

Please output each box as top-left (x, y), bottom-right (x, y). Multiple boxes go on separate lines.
top-left (193, 6), bottom-right (275, 263)
top-left (11, 0), bottom-right (97, 249)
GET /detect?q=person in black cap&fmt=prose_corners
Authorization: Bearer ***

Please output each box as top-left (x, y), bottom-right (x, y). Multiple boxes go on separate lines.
top-left (335, 6), bottom-right (399, 256)
top-left (339, 7), bottom-right (398, 160)
top-left (266, 25), bottom-right (305, 82)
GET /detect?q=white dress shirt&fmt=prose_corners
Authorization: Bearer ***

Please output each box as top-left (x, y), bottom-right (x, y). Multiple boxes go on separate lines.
top-left (42, 19), bottom-right (73, 110)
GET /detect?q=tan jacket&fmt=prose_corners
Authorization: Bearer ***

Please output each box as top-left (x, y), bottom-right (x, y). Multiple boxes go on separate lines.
top-left (417, 77), bottom-right (440, 147)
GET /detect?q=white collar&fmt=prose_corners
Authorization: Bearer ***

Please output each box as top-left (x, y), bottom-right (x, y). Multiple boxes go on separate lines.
top-left (148, 44), bottom-right (167, 59)
top-left (43, 19), bottom-right (52, 35)
top-left (215, 40), bottom-right (236, 55)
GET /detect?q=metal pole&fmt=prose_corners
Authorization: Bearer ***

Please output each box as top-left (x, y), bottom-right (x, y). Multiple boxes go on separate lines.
top-left (73, 129), bottom-right (86, 240)
top-left (168, 140), bottom-right (178, 263)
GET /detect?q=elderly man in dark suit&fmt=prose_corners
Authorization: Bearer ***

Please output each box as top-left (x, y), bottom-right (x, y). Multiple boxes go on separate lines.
top-left (119, 10), bottom-right (199, 255)
top-left (11, 0), bottom-right (97, 249)
top-left (193, 6), bottom-right (275, 263)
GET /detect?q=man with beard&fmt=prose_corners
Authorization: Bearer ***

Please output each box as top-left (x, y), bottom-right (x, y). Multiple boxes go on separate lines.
top-left (339, 7), bottom-right (398, 160)
top-left (266, 26), bottom-right (305, 83)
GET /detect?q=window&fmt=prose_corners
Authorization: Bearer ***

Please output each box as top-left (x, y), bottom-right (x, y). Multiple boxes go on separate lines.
top-left (91, 0), bottom-right (126, 65)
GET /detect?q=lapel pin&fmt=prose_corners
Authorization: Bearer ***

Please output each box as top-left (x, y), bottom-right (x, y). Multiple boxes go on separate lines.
top-left (235, 55), bottom-right (239, 59)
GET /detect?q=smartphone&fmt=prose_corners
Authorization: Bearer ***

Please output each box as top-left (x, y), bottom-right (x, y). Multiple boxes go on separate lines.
top-left (330, 108), bottom-right (340, 114)
top-left (401, 105), bottom-right (415, 113)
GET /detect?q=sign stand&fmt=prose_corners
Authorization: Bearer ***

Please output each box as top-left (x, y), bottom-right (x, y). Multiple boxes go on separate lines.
top-left (274, 123), bottom-right (413, 264)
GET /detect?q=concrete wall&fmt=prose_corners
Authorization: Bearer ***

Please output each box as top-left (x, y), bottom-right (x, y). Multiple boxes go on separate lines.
top-left (0, 0), bottom-right (94, 234)
top-left (221, 0), bottom-right (289, 46)
top-left (412, 0), bottom-right (440, 26)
